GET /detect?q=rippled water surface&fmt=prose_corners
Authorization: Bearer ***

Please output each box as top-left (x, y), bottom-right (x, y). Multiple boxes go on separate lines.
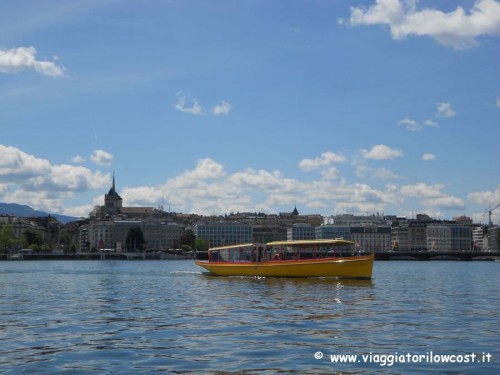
top-left (0, 260), bottom-right (498, 374)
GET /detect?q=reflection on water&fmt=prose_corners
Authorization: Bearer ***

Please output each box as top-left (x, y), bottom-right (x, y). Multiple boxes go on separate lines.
top-left (0, 260), bottom-right (498, 374)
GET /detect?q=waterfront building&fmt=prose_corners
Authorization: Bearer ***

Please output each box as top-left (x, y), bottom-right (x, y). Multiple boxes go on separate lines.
top-left (86, 219), bottom-right (183, 252)
top-left (315, 225), bottom-right (351, 240)
top-left (193, 221), bottom-right (252, 247)
top-left (472, 226), bottom-right (486, 251)
top-left (252, 224), bottom-right (283, 243)
top-left (426, 223), bottom-right (471, 252)
top-left (323, 213), bottom-right (394, 226)
top-left (391, 219), bottom-right (427, 251)
top-left (141, 220), bottom-right (182, 250)
top-left (391, 222), bottom-right (409, 251)
top-left (113, 219), bottom-right (182, 251)
top-left (287, 223), bottom-right (315, 240)
top-left (351, 225), bottom-right (391, 253)
top-left (487, 226), bottom-right (500, 251)
top-left (88, 220), bottom-right (115, 250)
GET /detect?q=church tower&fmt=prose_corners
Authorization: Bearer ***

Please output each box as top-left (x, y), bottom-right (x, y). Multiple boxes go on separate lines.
top-left (104, 174), bottom-right (122, 215)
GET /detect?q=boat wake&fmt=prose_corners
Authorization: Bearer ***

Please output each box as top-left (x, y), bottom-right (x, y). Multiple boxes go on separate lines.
top-left (168, 270), bottom-right (203, 276)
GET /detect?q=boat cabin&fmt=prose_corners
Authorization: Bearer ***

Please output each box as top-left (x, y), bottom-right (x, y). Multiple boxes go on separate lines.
top-left (206, 239), bottom-right (357, 263)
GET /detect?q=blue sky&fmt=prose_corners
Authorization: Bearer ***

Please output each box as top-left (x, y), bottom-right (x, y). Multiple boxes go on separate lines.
top-left (1, 0), bottom-right (499, 224)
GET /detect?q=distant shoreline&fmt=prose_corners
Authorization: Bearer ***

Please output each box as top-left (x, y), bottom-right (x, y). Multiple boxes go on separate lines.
top-left (2, 251), bottom-right (500, 261)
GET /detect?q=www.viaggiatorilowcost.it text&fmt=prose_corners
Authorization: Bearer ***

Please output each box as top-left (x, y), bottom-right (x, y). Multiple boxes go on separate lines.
top-left (313, 351), bottom-right (493, 367)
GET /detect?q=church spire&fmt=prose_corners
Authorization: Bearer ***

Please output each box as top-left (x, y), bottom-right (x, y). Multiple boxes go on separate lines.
top-left (105, 172), bottom-right (122, 215)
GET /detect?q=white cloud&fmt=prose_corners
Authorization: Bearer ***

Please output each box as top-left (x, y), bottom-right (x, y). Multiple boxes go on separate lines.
top-left (229, 169), bottom-right (283, 189)
top-left (0, 46), bottom-right (65, 77)
top-left (175, 95), bottom-right (202, 115)
top-left (496, 98), bottom-right (500, 107)
top-left (467, 185), bottom-right (500, 206)
top-left (90, 149), bottom-right (113, 166)
top-left (0, 144), bottom-right (110, 213)
top-left (342, 0), bottom-right (500, 49)
top-left (361, 144), bottom-right (403, 160)
top-left (400, 182), bottom-right (465, 211)
top-left (400, 182), bottom-right (444, 198)
top-left (118, 156), bottom-right (405, 216)
top-left (212, 100), bottom-right (232, 115)
top-left (422, 196), bottom-right (465, 210)
top-left (72, 155), bottom-right (86, 163)
top-left (437, 102), bottom-right (456, 117)
top-left (399, 118), bottom-right (439, 131)
top-left (299, 151), bottom-right (346, 171)
top-left (422, 153), bottom-right (436, 161)
top-left (356, 164), bottom-right (399, 180)
top-left (398, 118), bottom-right (420, 131)
top-left (424, 119), bottom-right (438, 127)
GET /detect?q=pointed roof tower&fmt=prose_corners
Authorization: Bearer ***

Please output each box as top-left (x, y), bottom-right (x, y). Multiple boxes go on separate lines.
top-left (107, 172), bottom-right (122, 198)
top-left (104, 173), bottom-right (123, 215)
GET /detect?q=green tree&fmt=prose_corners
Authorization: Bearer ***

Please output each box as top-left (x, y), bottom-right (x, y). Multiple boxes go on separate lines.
top-left (195, 239), bottom-right (209, 252)
top-left (89, 205), bottom-right (106, 220)
top-left (22, 228), bottom-right (44, 250)
top-left (0, 224), bottom-right (16, 253)
top-left (126, 227), bottom-right (146, 251)
top-left (179, 229), bottom-right (196, 248)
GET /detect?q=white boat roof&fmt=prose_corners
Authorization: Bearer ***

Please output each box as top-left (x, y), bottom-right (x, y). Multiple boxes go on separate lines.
top-left (208, 243), bottom-right (257, 252)
top-left (208, 239), bottom-right (353, 252)
top-left (266, 239), bottom-right (354, 246)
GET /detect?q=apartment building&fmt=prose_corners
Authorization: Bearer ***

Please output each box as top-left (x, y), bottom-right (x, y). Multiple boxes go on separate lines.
top-left (193, 221), bottom-right (252, 247)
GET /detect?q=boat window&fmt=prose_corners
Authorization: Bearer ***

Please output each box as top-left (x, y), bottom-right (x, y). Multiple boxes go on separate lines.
top-left (228, 247), bottom-right (253, 262)
top-left (209, 249), bottom-right (229, 262)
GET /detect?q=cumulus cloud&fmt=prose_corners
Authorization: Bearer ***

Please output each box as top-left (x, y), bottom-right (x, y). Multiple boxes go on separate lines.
top-left (437, 102), bottom-right (456, 117)
top-left (400, 182), bottom-right (444, 197)
top-left (90, 149), bottom-right (113, 166)
top-left (212, 100), bottom-right (232, 115)
top-left (0, 145), bottom-right (109, 191)
top-left (467, 185), bottom-right (500, 206)
top-left (0, 46), bottom-right (65, 77)
top-left (361, 144), bottom-right (403, 160)
top-left (424, 119), bottom-right (438, 127)
top-left (118, 155), bottom-right (407, 216)
top-left (299, 151), bottom-right (346, 171)
top-left (400, 182), bottom-right (465, 211)
top-left (341, 0), bottom-right (500, 49)
top-left (0, 144), bottom-right (110, 213)
top-left (175, 95), bottom-right (202, 115)
top-left (2, 145), bottom-right (483, 219)
top-left (422, 196), bottom-right (465, 210)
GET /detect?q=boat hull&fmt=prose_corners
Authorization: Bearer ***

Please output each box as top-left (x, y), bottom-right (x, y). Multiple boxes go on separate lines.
top-left (195, 255), bottom-right (374, 278)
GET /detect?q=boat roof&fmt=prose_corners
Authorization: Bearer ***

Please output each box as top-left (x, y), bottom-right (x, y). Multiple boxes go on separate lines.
top-left (266, 239), bottom-right (354, 246)
top-left (208, 243), bottom-right (257, 252)
top-left (208, 239), bottom-right (354, 252)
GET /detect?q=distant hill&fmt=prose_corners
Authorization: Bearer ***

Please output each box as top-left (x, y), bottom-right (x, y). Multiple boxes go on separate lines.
top-left (0, 203), bottom-right (78, 224)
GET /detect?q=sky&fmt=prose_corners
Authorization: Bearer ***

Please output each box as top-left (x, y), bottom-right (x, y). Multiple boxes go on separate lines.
top-left (0, 0), bottom-right (499, 224)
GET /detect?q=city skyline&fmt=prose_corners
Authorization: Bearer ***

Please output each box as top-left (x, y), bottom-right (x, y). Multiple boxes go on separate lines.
top-left (1, 1), bottom-right (499, 224)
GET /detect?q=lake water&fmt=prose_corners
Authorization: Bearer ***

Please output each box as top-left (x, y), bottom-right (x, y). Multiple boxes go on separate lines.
top-left (0, 260), bottom-right (498, 374)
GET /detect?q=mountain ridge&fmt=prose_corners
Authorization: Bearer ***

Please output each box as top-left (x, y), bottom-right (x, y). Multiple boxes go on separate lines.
top-left (0, 203), bottom-right (78, 224)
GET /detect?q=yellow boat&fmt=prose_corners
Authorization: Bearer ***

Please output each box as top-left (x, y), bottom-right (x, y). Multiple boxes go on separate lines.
top-left (195, 239), bottom-right (374, 278)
